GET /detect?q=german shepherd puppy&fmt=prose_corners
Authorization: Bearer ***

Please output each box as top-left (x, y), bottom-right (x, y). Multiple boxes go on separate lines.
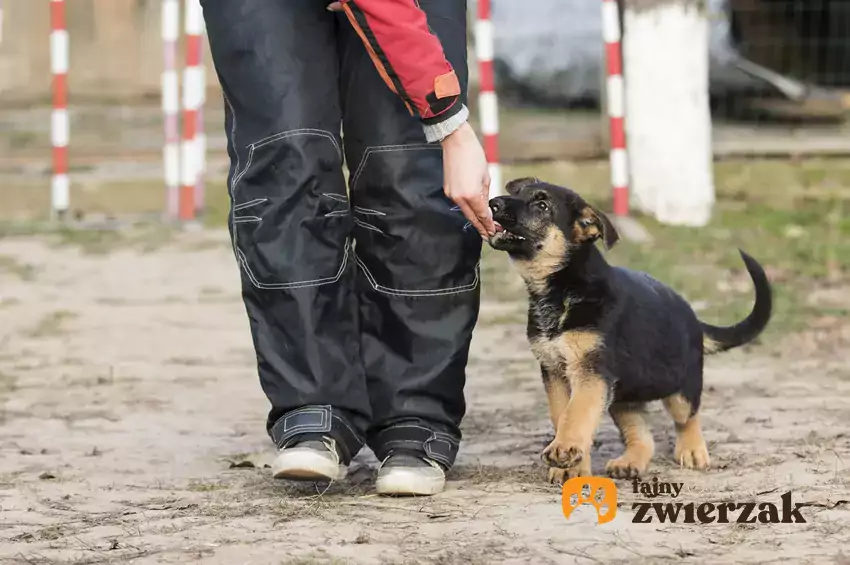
top-left (487, 177), bottom-right (772, 484)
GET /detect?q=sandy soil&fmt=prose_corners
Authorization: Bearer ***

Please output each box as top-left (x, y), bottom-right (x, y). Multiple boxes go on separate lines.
top-left (0, 230), bottom-right (848, 565)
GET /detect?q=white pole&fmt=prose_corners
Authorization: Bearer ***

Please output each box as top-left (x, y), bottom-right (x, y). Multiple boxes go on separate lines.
top-left (50, 0), bottom-right (70, 220)
top-left (623, 0), bottom-right (715, 227)
top-left (162, 0), bottom-right (181, 219)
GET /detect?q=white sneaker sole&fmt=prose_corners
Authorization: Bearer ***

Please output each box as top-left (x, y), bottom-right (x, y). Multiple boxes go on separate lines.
top-left (375, 469), bottom-right (445, 496)
top-left (272, 450), bottom-right (347, 482)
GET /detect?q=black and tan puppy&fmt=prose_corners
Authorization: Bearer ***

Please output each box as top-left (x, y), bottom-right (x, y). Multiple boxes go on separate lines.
top-left (487, 177), bottom-right (772, 484)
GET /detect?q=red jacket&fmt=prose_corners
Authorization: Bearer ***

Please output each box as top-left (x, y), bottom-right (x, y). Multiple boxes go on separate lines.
top-left (339, 0), bottom-right (466, 140)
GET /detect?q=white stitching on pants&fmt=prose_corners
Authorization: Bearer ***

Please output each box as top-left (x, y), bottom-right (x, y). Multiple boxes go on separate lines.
top-left (223, 91), bottom-right (240, 203)
top-left (353, 206), bottom-right (385, 217)
top-left (353, 218), bottom-right (384, 234)
top-left (347, 144), bottom-right (476, 296)
top-left (379, 424), bottom-right (457, 444)
top-left (231, 148), bottom-right (254, 199)
top-left (233, 198), bottom-right (268, 212)
top-left (354, 252), bottom-right (479, 297)
top-left (322, 193), bottom-right (349, 204)
top-left (232, 216), bottom-right (261, 224)
top-left (349, 144), bottom-right (437, 193)
top-left (324, 210), bottom-right (350, 218)
top-left (252, 128), bottom-right (342, 158)
top-left (237, 239), bottom-right (351, 290)
top-left (223, 91), bottom-right (242, 260)
top-left (230, 129), bottom-right (349, 290)
top-left (282, 408), bottom-right (329, 434)
top-left (273, 406), bottom-right (333, 448)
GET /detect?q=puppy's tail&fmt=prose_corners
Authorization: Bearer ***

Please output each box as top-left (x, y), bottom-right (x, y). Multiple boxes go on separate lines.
top-left (701, 250), bottom-right (772, 355)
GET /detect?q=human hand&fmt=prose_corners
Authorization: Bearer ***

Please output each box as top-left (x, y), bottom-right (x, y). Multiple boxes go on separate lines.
top-left (441, 122), bottom-right (496, 239)
top-left (326, 2), bottom-right (343, 11)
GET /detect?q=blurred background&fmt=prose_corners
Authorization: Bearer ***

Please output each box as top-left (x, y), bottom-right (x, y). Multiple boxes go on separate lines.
top-left (0, 1), bottom-right (848, 563)
top-left (1, 0), bottom-right (848, 342)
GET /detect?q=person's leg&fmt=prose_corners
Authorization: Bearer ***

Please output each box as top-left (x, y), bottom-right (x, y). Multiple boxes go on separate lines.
top-left (201, 0), bottom-right (370, 479)
top-left (337, 0), bottom-right (480, 494)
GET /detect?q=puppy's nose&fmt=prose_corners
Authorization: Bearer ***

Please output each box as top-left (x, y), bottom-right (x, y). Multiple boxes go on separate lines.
top-left (489, 197), bottom-right (505, 215)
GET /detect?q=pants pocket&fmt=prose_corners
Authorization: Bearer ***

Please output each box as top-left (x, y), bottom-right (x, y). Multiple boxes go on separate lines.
top-left (350, 145), bottom-right (481, 297)
top-left (231, 129), bottom-right (351, 290)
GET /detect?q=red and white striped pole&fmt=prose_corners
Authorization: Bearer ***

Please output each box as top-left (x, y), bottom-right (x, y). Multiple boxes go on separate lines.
top-left (162, 0), bottom-right (180, 220)
top-left (602, 0), bottom-right (629, 217)
top-left (194, 21), bottom-right (207, 215)
top-left (50, 0), bottom-right (70, 220)
top-left (475, 0), bottom-right (501, 199)
top-left (179, 0), bottom-right (204, 222)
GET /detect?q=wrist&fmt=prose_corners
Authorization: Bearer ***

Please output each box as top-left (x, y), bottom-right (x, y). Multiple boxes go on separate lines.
top-left (440, 121), bottom-right (474, 148)
top-left (423, 104), bottom-right (470, 144)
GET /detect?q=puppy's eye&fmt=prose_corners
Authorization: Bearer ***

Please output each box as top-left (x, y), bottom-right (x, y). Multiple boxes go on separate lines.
top-left (535, 201), bottom-right (549, 211)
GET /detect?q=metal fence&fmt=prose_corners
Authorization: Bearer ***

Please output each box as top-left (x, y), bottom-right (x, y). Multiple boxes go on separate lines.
top-left (489, 0), bottom-right (850, 160)
top-left (707, 0), bottom-right (850, 156)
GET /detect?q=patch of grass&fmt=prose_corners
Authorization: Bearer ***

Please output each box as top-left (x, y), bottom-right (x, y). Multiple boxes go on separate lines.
top-left (26, 310), bottom-right (78, 338)
top-left (48, 224), bottom-right (175, 255)
top-left (179, 238), bottom-right (229, 252)
top-left (6, 130), bottom-right (39, 149)
top-left (0, 472), bottom-right (24, 490)
top-left (280, 557), bottom-right (348, 565)
top-left (0, 297), bottom-right (21, 309)
top-left (35, 525), bottom-right (65, 541)
top-left (478, 309), bottom-right (527, 326)
top-left (187, 479), bottom-right (230, 492)
top-left (96, 297), bottom-right (129, 306)
top-left (0, 372), bottom-right (18, 396)
top-left (166, 356), bottom-right (207, 366)
top-left (599, 197), bottom-right (848, 340)
top-left (51, 227), bottom-right (124, 254)
top-left (0, 255), bottom-right (38, 281)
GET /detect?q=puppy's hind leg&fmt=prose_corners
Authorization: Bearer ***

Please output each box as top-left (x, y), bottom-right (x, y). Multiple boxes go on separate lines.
top-left (605, 402), bottom-right (655, 479)
top-left (663, 393), bottom-right (710, 470)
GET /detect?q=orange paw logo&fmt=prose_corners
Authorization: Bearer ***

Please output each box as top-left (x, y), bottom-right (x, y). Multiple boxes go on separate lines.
top-left (562, 476), bottom-right (618, 525)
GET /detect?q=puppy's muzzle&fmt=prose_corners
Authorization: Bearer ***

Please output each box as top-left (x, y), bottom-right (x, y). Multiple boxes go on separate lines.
top-left (488, 196), bottom-right (512, 231)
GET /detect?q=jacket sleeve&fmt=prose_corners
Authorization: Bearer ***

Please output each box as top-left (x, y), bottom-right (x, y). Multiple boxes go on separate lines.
top-left (338, 0), bottom-right (469, 143)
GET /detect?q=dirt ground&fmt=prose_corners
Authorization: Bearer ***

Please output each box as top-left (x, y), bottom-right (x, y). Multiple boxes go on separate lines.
top-left (0, 228), bottom-right (848, 565)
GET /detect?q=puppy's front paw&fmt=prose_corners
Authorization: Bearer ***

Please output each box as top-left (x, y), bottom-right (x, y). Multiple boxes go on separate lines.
top-left (675, 440), bottom-right (710, 470)
top-left (547, 462), bottom-right (591, 485)
top-left (548, 467), bottom-right (569, 485)
top-left (605, 455), bottom-right (648, 479)
top-left (542, 438), bottom-right (585, 468)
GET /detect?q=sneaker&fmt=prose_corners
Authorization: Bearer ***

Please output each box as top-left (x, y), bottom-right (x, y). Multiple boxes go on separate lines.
top-left (375, 452), bottom-right (446, 496)
top-left (271, 436), bottom-right (347, 482)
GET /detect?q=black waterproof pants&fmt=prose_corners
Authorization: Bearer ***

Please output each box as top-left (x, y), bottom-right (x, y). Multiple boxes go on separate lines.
top-left (201, 0), bottom-right (481, 469)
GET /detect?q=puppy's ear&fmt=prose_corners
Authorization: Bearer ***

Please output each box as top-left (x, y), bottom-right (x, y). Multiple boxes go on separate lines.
top-left (575, 206), bottom-right (620, 250)
top-left (505, 177), bottom-right (539, 196)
